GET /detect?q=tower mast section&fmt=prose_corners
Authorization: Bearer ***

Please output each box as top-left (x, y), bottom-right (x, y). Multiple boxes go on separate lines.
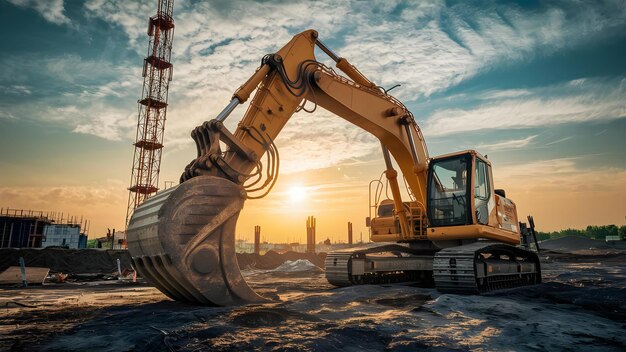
top-left (125, 0), bottom-right (175, 234)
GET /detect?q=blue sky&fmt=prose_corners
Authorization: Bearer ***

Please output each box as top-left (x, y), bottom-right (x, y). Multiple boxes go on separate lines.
top-left (0, 0), bottom-right (625, 240)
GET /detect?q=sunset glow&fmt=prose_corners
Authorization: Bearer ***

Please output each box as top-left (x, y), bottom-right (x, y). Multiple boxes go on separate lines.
top-left (288, 185), bottom-right (308, 203)
top-left (0, 1), bottom-right (624, 243)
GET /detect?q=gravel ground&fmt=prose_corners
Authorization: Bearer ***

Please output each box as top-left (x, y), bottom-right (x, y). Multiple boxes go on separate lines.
top-left (0, 249), bottom-right (624, 351)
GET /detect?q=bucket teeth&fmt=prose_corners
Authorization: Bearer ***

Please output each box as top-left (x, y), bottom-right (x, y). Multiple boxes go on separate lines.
top-left (126, 176), bottom-right (266, 305)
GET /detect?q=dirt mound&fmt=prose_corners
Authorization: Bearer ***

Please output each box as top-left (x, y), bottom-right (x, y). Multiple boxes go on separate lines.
top-left (237, 251), bottom-right (327, 270)
top-left (0, 248), bottom-right (328, 275)
top-left (0, 248), bottom-right (132, 274)
top-left (273, 259), bottom-right (323, 273)
top-left (540, 236), bottom-right (626, 252)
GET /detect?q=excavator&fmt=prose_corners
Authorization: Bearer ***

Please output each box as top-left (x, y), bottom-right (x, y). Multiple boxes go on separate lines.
top-left (126, 29), bottom-right (541, 305)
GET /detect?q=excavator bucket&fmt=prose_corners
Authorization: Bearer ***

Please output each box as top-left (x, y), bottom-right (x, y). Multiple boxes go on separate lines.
top-left (126, 176), bottom-right (267, 305)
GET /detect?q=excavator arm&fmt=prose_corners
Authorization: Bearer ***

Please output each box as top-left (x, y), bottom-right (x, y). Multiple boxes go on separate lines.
top-left (181, 30), bottom-right (428, 212)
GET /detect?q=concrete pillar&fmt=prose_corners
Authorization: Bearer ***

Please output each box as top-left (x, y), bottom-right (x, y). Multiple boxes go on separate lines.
top-left (348, 221), bottom-right (353, 245)
top-left (254, 225), bottom-right (261, 255)
top-left (306, 216), bottom-right (316, 253)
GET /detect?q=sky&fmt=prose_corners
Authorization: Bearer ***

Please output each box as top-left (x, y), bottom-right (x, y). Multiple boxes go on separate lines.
top-left (0, 0), bottom-right (625, 243)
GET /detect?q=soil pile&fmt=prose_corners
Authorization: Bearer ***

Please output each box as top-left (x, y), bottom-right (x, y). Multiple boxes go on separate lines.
top-left (540, 236), bottom-right (626, 252)
top-left (0, 248), bottom-right (327, 275)
top-left (237, 251), bottom-right (327, 270)
top-left (273, 259), bottom-right (323, 273)
top-left (0, 248), bottom-right (132, 274)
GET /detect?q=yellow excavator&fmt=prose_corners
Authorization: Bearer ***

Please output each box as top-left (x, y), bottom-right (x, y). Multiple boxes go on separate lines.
top-left (126, 30), bottom-right (541, 305)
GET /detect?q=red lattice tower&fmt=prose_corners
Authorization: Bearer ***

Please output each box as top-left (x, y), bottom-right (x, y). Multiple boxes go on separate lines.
top-left (126, 0), bottom-right (175, 228)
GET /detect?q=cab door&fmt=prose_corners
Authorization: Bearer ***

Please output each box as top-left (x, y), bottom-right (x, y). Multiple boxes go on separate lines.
top-left (473, 157), bottom-right (491, 225)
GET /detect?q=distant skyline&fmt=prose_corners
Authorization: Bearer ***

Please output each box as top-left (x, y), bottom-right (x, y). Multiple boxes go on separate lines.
top-left (0, 0), bottom-right (625, 242)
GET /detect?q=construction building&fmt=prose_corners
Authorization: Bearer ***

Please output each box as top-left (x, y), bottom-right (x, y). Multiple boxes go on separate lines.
top-left (42, 224), bottom-right (87, 249)
top-left (0, 208), bottom-right (89, 249)
top-left (94, 230), bottom-right (126, 250)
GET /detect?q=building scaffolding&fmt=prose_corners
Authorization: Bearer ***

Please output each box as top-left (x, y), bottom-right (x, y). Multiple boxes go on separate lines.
top-left (0, 208), bottom-right (90, 248)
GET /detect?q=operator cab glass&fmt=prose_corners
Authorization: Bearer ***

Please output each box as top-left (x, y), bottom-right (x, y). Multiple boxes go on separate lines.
top-left (474, 158), bottom-right (491, 225)
top-left (427, 154), bottom-right (472, 226)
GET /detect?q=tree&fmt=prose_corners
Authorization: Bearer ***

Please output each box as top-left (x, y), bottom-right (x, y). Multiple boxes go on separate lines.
top-left (560, 228), bottom-right (585, 238)
top-left (535, 224), bottom-right (625, 241)
top-left (586, 225), bottom-right (600, 239)
top-left (619, 226), bottom-right (626, 240)
top-left (606, 225), bottom-right (619, 238)
top-left (535, 231), bottom-right (551, 241)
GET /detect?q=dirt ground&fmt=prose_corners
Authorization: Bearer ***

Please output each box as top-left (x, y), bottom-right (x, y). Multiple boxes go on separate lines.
top-left (0, 281), bottom-right (162, 350)
top-left (1, 248), bottom-right (625, 351)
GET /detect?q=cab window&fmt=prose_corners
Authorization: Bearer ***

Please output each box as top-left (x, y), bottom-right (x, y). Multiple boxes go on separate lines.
top-left (427, 155), bottom-right (471, 226)
top-left (474, 158), bottom-right (491, 225)
top-left (474, 159), bottom-right (489, 199)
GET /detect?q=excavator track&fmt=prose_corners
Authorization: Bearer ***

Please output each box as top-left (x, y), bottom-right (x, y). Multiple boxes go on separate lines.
top-left (324, 252), bottom-right (353, 286)
top-left (325, 244), bottom-right (437, 287)
top-left (325, 241), bottom-right (541, 294)
top-left (433, 241), bottom-right (541, 294)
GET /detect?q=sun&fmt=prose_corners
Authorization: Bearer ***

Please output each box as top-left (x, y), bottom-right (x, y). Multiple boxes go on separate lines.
top-left (288, 185), bottom-right (308, 203)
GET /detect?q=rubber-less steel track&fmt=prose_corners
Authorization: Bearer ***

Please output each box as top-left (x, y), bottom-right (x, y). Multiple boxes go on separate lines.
top-left (325, 244), bottom-right (437, 287)
top-left (325, 241), bottom-right (541, 294)
top-left (433, 241), bottom-right (541, 294)
top-left (325, 252), bottom-right (354, 286)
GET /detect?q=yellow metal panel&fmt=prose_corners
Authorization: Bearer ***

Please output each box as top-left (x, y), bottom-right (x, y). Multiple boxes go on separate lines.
top-left (426, 224), bottom-right (519, 245)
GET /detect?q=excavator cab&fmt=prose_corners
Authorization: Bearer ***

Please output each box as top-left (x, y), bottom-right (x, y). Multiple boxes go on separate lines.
top-left (427, 150), bottom-right (494, 228)
top-left (426, 150), bottom-right (521, 242)
top-left (427, 153), bottom-right (472, 227)
top-left (371, 150), bottom-right (516, 241)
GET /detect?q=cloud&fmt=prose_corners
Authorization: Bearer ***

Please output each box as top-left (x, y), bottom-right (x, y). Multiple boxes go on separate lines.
top-left (157, 2), bottom-right (626, 161)
top-left (424, 78), bottom-right (626, 136)
top-left (0, 111), bottom-right (16, 119)
top-left (0, 180), bottom-right (128, 237)
top-left (81, 1), bottom-right (626, 103)
top-left (497, 157), bottom-right (578, 179)
top-left (0, 54), bottom-right (132, 87)
top-left (492, 157), bottom-right (626, 231)
top-left (476, 135), bottom-right (537, 151)
top-left (495, 156), bottom-right (626, 193)
top-left (545, 136), bottom-right (574, 146)
top-left (479, 89), bottom-right (531, 100)
top-left (72, 108), bottom-right (136, 141)
top-left (70, 0), bottom-right (626, 153)
top-left (569, 78), bottom-right (586, 87)
top-left (83, 0), bottom-right (154, 48)
top-left (4, 0), bottom-right (626, 170)
top-left (7, 0), bottom-right (70, 25)
top-left (0, 53), bottom-right (139, 140)
top-left (274, 109), bottom-right (381, 173)
top-left (0, 85), bottom-right (31, 95)
top-left (337, 1), bottom-right (626, 100)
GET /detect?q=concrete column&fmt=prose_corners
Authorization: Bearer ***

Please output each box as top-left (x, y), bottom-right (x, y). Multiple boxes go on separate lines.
top-left (348, 221), bottom-right (353, 245)
top-left (306, 216), bottom-right (316, 253)
top-left (254, 225), bottom-right (261, 255)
